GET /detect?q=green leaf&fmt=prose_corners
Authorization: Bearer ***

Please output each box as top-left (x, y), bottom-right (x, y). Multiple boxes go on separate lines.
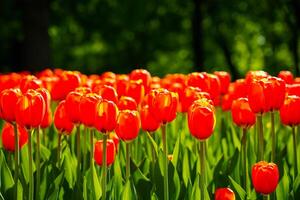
top-left (276, 163), bottom-right (290, 200)
top-left (0, 151), bottom-right (14, 192)
top-left (146, 132), bottom-right (158, 158)
top-left (229, 176), bottom-right (246, 200)
top-left (172, 134), bottom-right (180, 168)
top-left (40, 144), bottom-right (51, 161)
top-left (182, 150), bottom-right (190, 187)
top-left (191, 174), bottom-right (200, 199)
top-left (121, 180), bottom-right (136, 200)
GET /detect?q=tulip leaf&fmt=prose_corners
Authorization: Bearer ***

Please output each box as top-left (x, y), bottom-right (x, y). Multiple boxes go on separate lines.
top-left (276, 163), bottom-right (290, 200)
top-left (121, 180), bottom-right (136, 200)
top-left (0, 151), bottom-right (14, 192)
top-left (146, 132), bottom-right (158, 158)
top-left (20, 145), bottom-right (29, 183)
top-left (172, 133), bottom-right (180, 167)
top-left (40, 144), bottom-right (51, 161)
top-left (229, 175), bottom-right (246, 200)
top-left (182, 150), bottom-right (190, 187)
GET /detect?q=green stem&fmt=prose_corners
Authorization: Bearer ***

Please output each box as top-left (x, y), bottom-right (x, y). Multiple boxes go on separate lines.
top-left (28, 129), bottom-right (34, 200)
top-left (126, 142), bottom-right (131, 181)
top-left (162, 124), bottom-right (169, 200)
top-left (102, 133), bottom-right (108, 200)
top-left (271, 111), bottom-right (276, 162)
top-left (57, 134), bottom-right (62, 167)
top-left (200, 141), bottom-right (206, 200)
top-left (76, 125), bottom-right (81, 182)
top-left (90, 129), bottom-right (96, 200)
top-left (83, 127), bottom-right (87, 173)
top-left (36, 127), bottom-right (41, 200)
top-left (13, 123), bottom-right (19, 200)
top-left (292, 126), bottom-right (298, 176)
top-left (257, 114), bottom-right (264, 161)
top-left (263, 194), bottom-right (269, 200)
top-left (242, 128), bottom-right (248, 194)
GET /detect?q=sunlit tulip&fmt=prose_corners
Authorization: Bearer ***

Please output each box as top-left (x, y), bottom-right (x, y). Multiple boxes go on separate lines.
top-left (1, 123), bottom-right (28, 152)
top-left (94, 99), bottom-right (118, 133)
top-left (65, 91), bottom-right (83, 124)
top-left (130, 69), bottom-right (151, 93)
top-left (118, 96), bottom-right (137, 110)
top-left (0, 88), bottom-right (22, 122)
top-left (94, 139), bottom-right (116, 166)
top-left (278, 70), bottom-right (294, 84)
top-left (126, 79), bottom-right (145, 105)
top-left (215, 188), bottom-right (235, 200)
top-left (231, 98), bottom-right (256, 128)
top-left (115, 110), bottom-right (141, 141)
top-left (140, 105), bottom-right (160, 132)
top-left (20, 75), bottom-right (42, 93)
top-left (95, 85), bottom-right (118, 104)
top-left (214, 71), bottom-right (231, 95)
top-left (79, 93), bottom-right (101, 127)
top-left (54, 100), bottom-right (74, 134)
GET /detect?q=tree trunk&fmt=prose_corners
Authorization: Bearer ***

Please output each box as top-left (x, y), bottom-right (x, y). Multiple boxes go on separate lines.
top-left (192, 0), bottom-right (204, 72)
top-left (19, 0), bottom-right (51, 71)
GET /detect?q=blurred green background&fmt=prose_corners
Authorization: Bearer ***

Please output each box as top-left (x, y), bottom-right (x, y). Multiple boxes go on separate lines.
top-left (0, 0), bottom-right (299, 78)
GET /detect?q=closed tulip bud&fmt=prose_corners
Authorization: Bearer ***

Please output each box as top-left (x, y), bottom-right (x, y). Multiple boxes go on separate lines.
top-left (0, 88), bottom-right (22, 122)
top-left (75, 86), bottom-right (92, 95)
top-left (214, 71), bottom-right (231, 95)
top-left (188, 98), bottom-right (215, 140)
top-left (118, 96), bottom-right (137, 111)
top-left (221, 94), bottom-right (233, 111)
top-left (36, 88), bottom-right (52, 128)
top-left (115, 110), bottom-right (140, 141)
top-left (101, 71), bottom-right (116, 80)
top-left (15, 89), bottom-right (46, 129)
top-left (109, 132), bottom-right (119, 151)
top-left (231, 98), bottom-right (256, 128)
top-left (41, 109), bottom-right (52, 129)
top-left (252, 161), bottom-right (279, 195)
top-left (181, 86), bottom-right (202, 112)
top-left (65, 91), bottom-right (83, 124)
top-left (126, 79), bottom-right (145, 105)
top-left (54, 100), bottom-right (74, 134)
top-left (94, 99), bottom-right (118, 133)
top-left (286, 83), bottom-right (300, 96)
top-left (278, 70), bottom-right (294, 84)
top-left (186, 72), bottom-right (209, 91)
top-left (20, 75), bottom-right (42, 93)
top-left (215, 188), bottom-right (235, 200)
top-left (94, 139), bottom-right (116, 166)
top-left (1, 123), bottom-right (28, 152)
top-left (116, 74), bottom-right (129, 97)
top-left (149, 89), bottom-right (178, 124)
top-left (130, 69), bottom-right (151, 93)
top-left (280, 95), bottom-right (300, 126)
top-left (96, 85), bottom-right (118, 104)
top-left (245, 70), bottom-right (269, 85)
top-left (79, 93), bottom-right (101, 127)
top-left (140, 105), bottom-right (160, 132)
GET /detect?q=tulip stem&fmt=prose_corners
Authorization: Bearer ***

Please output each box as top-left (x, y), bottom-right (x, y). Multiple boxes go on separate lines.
top-left (257, 114), bottom-right (264, 161)
top-left (242, 128), bottom-right (248, 194)
top-left (90, 129), bottom-right (96, 200)
top-left (271, 111), bottom-right (276, 162)
top-left (13, 123), bottom-right (19, 200)
top-left (76, 125), bottom-right (81, 182)
top-left (292, 126), bottom-right (298, 176)
top-left (126, 142), bottom-right (131, 181)
top-left (162, 124), bottom-right (169, 200)
top-left (263, 194), bottom-right (269, 200)
top-left (83, 127), bottom-right (87, 173)
top-left (36, 127), bottom-right (41, 200)
top-left (57, 133), bottom-right (62, 167)
top-left (28, 129), bottom-right (34, 200)
top-left (102, 133), bottom-right (108, 200)
top-left (200, 140), bottom-right (206, 200)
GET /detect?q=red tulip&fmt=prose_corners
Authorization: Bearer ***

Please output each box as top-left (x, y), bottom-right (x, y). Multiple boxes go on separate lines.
top-left (94, 99), bottom-right (118, 133)
top-left (286, 83), bottom-right (300, 96)
top-left (40, 109), bottom-right (53, 129)
top-left (15, 89), bottom-right (46, 129)
top-left (181, 86), bottom-right (209, 113)
top-left (231, 98), bottom-right (256, 128)
top-left (109, 132), bottom-right (119, 151)
top-left (140, 105), bottom-right (160, 132)
top-left (116, 74), bottom-right (129, 97)
top-left (79, 93), bottom-right (101, 127)
top-left (94, 139), bottom-right (116, 166)
top-left (252, 161), bottom-right (279, 195)
top-left (65, 91), bottom-right (83, 124)
top-left (20, 75), bottom-right (42, 93)
top-left (221, 94), bottom-right (232, 111)
top-left (75, 86), bottom-right (92, 95)
top-left (248, 77), bottom-right (286, 113)
top-left (126, 79), bottom-right (145, 105)
top-left (1, 123), bottom-right (28, 152)
top-left (130, 69), bottom-right (151, 93)
top-left (118, 96), bottom-right (137, 110)
top-left (188, 98), bottom-right (215, 140)
top-left (115, 110), bottom-right (141, 141)
top-left (95, 85), bottom-right (118, 104)
top-left (278, 70), bottom-right (294, 84)
top-left (149, 89), bottom-right (178, 124)
top-left (214, 71), bottom-right (231, 95)
top-left (36, 88), bottom-right (52, 128)
top-left (280, 95), bottom-right (300, 126)
top-left (186, 72), bottom-right (209, 91)
top-left (0, 88), bottom-right (22, 122)
top-left (245, 70), bottom-right (269, 85)
top-left (101, 71), bottom-right (116, 80)
top-left (0, 73), bottom-right (22, 92)
top-left (215, 188), bottom-right (235, 200)
top-left (54, 100), bottom-right (74, 134)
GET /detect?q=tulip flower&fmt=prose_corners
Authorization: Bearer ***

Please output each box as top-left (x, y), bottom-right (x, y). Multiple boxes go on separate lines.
top-left (215, 188), bottom-right (235, 200)
top-left (280, 95), bottom-right (300, 176)
top-left (118, 96), bottom-right (137, 111)
top-left (94, 99), bottom-right (118, 199)
top-left (188, 98), bottom-right (215, 200)
top-left (231, 97), bottom-right (255, 191)
top-left (214, 71), bottom-right (231, 95)
top-left (252, 161), bottom-right (279, 197)
top-left (1, 123), bottom-right (28, 152)
top-left (95, 84), bottom-right (118, 104)
top-left (115, 110), bottom-right (141, 181)
top-left (278, 70), bottom-right (294, 84)
top-left (180, 86), bottom-right (202, 113)
top-left (20, 75), bottom-right (42, 93)
top-left (140, 105), bottom-right (160, 133)
top-left (116, 74), bottom-right (129, 97)
top-left (0, 88), bottom-right (22, 123)
top-left (148, 88), bottom-right (178, 200)
top-left (54, 100), bottom-right (74, 135)
top-left (286, 83), bottom-right (300, 96)
top-left (126, 79), bottom-right (145, 105)
top-left (94, 139), bottom-right (116, 166)
top-left (130, 69), bottom-right (151, 93)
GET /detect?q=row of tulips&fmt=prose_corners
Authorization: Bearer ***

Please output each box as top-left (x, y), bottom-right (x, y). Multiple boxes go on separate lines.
top-left (0, 68), bottom-right (299, 200)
